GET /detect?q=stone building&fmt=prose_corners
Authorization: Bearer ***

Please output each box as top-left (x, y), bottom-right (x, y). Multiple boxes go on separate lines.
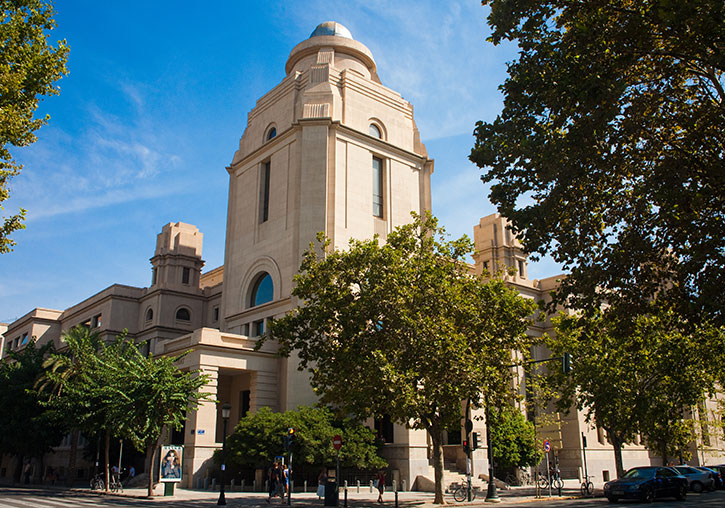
top-left (2, 21), bottom-right (723, 489)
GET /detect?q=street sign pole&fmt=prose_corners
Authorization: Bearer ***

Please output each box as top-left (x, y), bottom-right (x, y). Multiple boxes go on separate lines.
top-left (333, 435), bottom-right (342, 508)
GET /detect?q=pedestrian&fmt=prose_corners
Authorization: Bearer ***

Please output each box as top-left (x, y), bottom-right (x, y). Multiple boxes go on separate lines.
top-left (129, 465), bottom-right (136, 478)
top-left (317, 467), bottom-right (327, 499)
top-left (23, 462), bottom-right (31, 484)
top-left (267, 462), bottom-right (280, 503)
top-left (283, 464), bottom-right (290, 496)
top-left (375, 470), bottom-right (386, 503)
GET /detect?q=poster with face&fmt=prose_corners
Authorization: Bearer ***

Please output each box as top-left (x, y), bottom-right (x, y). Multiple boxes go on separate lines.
top-left (159, 445), bottom-right (183, 482)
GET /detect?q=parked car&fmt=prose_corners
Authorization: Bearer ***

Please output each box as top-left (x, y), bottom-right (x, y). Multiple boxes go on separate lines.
top-left (694, 466), bottom-right (722, 490)
top-left (603, 466), bottom-right (687, 503)
top-left (673, 465), bottom-right (715, 492)
top-left (705, 465), bottom-right (725, 489)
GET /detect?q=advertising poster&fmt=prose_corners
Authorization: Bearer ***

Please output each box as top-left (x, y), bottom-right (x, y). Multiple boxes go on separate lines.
top-left (159, 445), bottom-right (183, 482)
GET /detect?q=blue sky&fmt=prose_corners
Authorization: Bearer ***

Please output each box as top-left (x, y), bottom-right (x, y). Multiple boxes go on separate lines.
top-left (1, 1), bottom-right (562, 323)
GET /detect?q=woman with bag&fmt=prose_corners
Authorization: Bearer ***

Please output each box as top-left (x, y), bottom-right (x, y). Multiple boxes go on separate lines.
top-left (317, 467), bottom-right (328, 499)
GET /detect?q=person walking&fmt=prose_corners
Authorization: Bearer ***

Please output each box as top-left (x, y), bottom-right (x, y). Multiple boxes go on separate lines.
top-left (317, 467), bottom-right (327, 499)
top-left (267, 462), bottom-right (280, 503)
top-left (283, 464), bottom-right (290, 496)
top-left (375, 470), bottom-right (386, 503)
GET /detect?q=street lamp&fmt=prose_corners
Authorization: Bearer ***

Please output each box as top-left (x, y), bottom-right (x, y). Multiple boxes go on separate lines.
top-left (485, 402), bottom-right (500, 503)
top-left (218, 403), bottom-right (232, 506)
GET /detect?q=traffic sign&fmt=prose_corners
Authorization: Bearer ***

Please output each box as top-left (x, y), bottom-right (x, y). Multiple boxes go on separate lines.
top-left (333, 434), bottom-right (343, 450)
top-left (543, 439), bottom-right (551, 452)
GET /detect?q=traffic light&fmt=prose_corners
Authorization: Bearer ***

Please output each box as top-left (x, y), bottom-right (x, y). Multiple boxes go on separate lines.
top-left (287, 427), bottom-right (295, 448)
top-left (562, 352), bottom-right (571, 374)
top-left (462, 439), bottom-right (470, 455)
top-left (472, 432), bottom-right (479, 451)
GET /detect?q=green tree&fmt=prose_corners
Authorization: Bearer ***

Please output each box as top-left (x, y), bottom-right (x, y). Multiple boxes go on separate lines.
top-left (488, 403), bottom-right (541, 472)
top-left (470, 0), bottom-right (725, 324)
top-left (113, 345), bottom-right (211, 497)
top-left (547, 304), bottom-right (716, 477)
top-left (220, 406), bottom-right (386, 474)
top-left (1, 0), bottom-right (69, 252)
top-left (0, 339), bottom-right (66, 482)
top-left (263, 213), bottom-right (537, 503)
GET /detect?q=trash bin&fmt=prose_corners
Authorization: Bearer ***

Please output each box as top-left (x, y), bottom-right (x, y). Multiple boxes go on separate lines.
top-left (324, 479), bottom-right (337, 506)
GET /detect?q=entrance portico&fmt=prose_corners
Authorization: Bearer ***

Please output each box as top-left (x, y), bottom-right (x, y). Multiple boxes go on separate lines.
top-left (162, 327), bottom-right (280, 487)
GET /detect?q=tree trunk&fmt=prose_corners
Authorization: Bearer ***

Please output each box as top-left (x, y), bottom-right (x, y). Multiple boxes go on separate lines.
top-left (67, 430), bottom-right (78, 486)
top-left (104, 428), bottom-right (111, 491)
top-left (610, 434), bottom-right (625, 478)
top-left (661, 441), bottom-right (669, 466)
top-left (146, 443), bottom-right (158, 497)
top-left (430, 425), bottom-right (446, 504)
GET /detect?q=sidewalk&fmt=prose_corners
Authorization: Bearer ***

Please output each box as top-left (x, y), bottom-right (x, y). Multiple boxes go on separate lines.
top-left (70, 478), bottom-right (592, 506)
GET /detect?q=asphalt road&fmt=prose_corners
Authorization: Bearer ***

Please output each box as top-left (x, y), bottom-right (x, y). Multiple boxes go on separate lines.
top-left (1, 487), bottom-right (724, 508)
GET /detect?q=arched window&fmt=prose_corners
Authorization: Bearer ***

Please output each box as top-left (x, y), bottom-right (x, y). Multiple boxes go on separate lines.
top-left (266, 126), bottom-right (277, 141)
top-left (250, 273), bottom-right (274, 307)
top-left (145, 308), bottom-right (153, 321)
top-left (175, 308), bottom-right (191, 321)
top-left (369, 123), bottom-right (382, 139)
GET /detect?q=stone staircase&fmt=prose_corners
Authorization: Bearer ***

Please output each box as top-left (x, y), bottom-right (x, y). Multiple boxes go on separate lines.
top-left (415, 460), bottom-right (505, 493)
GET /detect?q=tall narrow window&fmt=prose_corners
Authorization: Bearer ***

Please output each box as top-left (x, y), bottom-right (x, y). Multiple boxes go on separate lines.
top-left (182, 267), bottom-right (190, 284)
top-left (152, 267), bottom-right (157, 285)
top-left (260, 162), bottom-right (271, 223)
top-left (372, 156), bottom-right (383, 218)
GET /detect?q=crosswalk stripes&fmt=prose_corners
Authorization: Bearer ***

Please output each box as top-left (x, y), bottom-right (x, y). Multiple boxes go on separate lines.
top-left (0, 492), bottom-right (111, 508)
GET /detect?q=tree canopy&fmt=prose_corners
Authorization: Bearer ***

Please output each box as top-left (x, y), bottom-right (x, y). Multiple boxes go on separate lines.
top-left (488, 403), bottom-right (541, 472)
top-left (220, 406), bottom-right (386, 474)
top-left (263, 213), bottom-right (537, 503)
top-left (471, 0), bottom-right (725, 323)
top-left (0, 339), bottom-right (66, 481)
top-left (546, 304), bottom-right (719, 476)
top-left (1, 0), bottom-right (68, 252)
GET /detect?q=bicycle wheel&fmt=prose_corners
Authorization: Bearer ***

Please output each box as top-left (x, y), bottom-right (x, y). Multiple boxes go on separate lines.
top-left (554, 478), bottom-right (564, 490)
top-left (537, 476), bottom-right (549, 490)
top-left (453, 485), bottom-right (467, 502)
top-left (580, 480), bottom-right (593, 497)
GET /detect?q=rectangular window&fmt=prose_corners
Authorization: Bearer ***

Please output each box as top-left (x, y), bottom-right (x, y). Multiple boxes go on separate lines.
top-left (518, 260), bottom-right (525, 278)
top-left (252, 319), bottom-right (265, 337)
top-left (213, 306), bottom-right (220, 322)
top-left (92, 314), bottom-right (102, 328)
top-left (20, 332), bottom-right (29, 345)
top-left (152, 267), bottom-right (157, 285)
top-left (182, 266), bottom-right (190, 284)
top-left (260, 161), bottom-right (271, 223)
top-left (372, 157), bottom-right (383, 218)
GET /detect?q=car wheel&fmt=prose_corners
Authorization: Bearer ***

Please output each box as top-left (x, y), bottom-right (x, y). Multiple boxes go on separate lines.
top-left (692, 481), bottom-right (703, 493)
top-left (642, 487), bottom-right (654, 503)
top-left (607, 497), bottom-right (618, 504)
top-left (675, 484), bottom-right (687, 500)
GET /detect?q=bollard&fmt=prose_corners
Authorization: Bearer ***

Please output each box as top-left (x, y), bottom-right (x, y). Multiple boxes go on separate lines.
top-left (242, 479), bottom-right (245, 492)
top-left (304, 480), bottom-right (308, 493)
top-left (253, 480), bottom-right (257, 492)
top-left (395, 490), bottom-right (399, 508)
top-left (344, 482), bottom-right (348, 507)
top-left (392, 479), bottom-right (397, 493)
top-left (231, 479), bottom-right (235, 491)
top-left (211, 478), bottom-right (216, 490)
top-left (291, 480), bottom-right (295, 493)
top-left (197, 478), bottom-right (203, 489)
top-left (402, 480), bottom-right (406, 492)
top-left (370, 480), bottom-right (374, 493)
top-left (203, 478), bottom-right (209, 490)
top-left (356, 480), bottom-right (360, 493)
top-left (265, 480), bottom-right (269, 493)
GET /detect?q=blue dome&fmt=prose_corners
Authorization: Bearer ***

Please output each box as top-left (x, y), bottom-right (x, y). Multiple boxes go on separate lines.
top-left (309, 21), bottom-right (353, 39)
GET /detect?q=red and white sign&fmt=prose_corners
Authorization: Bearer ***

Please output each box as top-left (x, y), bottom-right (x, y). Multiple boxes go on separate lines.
top-left (332, 434), bottom-right (343, 451)
top-left (543, 439), bottom-right (551, 452)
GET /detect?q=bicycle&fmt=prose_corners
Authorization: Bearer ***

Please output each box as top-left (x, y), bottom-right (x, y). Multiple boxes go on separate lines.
top-left (580, 475), bottom-right (594, 497)
top-left (109, 475), bottom-right (123, 493)
top-left (90, 474), bottom-right (105, 490)
top-left (537, 473), bottom-right (563, 490)
top-left (450, 481), bottom-right (477, 502)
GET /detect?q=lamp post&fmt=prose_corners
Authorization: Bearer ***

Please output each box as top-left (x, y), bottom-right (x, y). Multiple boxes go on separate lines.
top-left (485, 401), bottom-right (500, 503)
top-left (218, 403), bottom-right (232, 506)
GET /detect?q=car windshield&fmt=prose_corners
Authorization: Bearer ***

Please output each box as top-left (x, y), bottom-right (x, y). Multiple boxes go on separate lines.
top-left (623, 467), bottom-right (657, 479)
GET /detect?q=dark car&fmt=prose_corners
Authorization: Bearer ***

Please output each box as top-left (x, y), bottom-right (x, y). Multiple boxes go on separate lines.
top-left (705, 465), bottom-right (725, 489)
top-left (603, 466), bottom-right (688, 503)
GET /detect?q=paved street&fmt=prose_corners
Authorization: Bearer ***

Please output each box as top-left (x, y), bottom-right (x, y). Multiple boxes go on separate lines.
top-left (1, 486), bottom-right (724, 508)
